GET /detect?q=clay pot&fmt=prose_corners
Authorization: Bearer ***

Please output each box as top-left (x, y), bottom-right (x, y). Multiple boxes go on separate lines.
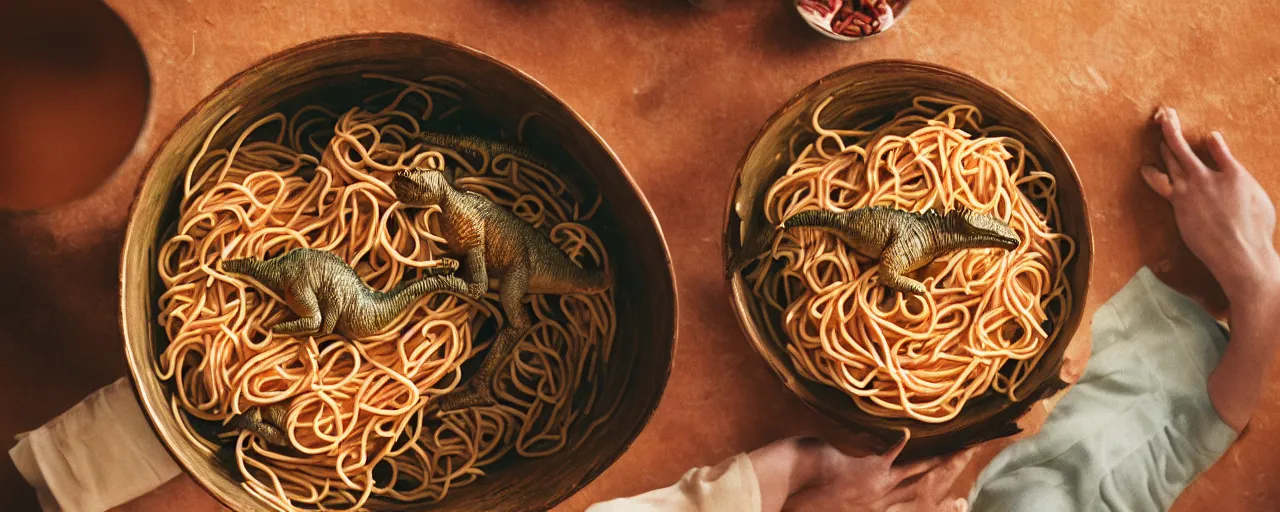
top-left (120, 33), bottom-right (677, 511)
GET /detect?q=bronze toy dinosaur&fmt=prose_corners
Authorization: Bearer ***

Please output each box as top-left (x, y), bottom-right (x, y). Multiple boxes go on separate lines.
top-left (391, 166), bottom-right (609, 412)
top-left (228, 402), bottom-right (291, 447)
top-left (221, 247), bottom-right (467, 338)
top-left (780, 206), bottom-right (1020, 295)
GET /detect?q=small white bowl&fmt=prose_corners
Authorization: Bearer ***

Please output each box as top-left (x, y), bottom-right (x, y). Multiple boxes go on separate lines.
top-left (795, 1), bottom-right (910, 41)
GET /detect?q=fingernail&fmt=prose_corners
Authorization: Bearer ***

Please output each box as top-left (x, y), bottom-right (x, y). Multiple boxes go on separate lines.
top-left (1212, 131), bottom-right (1225, 142)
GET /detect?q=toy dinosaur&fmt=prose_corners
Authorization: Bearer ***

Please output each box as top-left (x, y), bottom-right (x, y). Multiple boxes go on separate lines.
top-left (391, 166), bottom-right (609, 412)
top-left (780, 206), bottom-right (1020, 295)
top-left (228, 402), bottom-right (291, 447)
top-left (416, 131), bottom-right (585, 203)
top-left (221, 248), bottom-right (467, 338)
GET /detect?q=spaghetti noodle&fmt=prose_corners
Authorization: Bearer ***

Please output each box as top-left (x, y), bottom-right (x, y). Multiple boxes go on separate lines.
top-left (744, 95), bottom-right (1074, 423)
top-left (155, 75), bottom-right (617, 510)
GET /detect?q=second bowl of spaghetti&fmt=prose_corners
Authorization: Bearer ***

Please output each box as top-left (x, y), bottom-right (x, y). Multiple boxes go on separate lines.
top-left (723, 60), bottom-right (1092, 459)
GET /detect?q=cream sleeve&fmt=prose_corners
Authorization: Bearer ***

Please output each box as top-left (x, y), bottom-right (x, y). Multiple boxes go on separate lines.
top-left (585, 453), bottom-right (762, 512)
top-left (9, 377), bottom-right (182, 512)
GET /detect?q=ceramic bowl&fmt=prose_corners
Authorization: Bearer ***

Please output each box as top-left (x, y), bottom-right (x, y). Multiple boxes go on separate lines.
top-left (722, 59), bottom-right (1093, 460)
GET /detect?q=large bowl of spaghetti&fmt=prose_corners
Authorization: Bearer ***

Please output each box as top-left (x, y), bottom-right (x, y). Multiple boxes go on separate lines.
top-left (120, 33), bottom-right (677, 511)
top-left (723, 60), bottom-right (1092, 459)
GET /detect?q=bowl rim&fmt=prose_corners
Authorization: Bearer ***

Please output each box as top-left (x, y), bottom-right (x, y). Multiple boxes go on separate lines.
top-left (119, 31), bottom-right (679, 511)
top-left (720, 58), bottom-right (1094, 451)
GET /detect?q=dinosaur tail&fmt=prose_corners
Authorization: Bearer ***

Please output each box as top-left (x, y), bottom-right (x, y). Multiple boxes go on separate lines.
top-left (725, 226), bottom-right (776, 278)
top-left (419, 130), bottom-right (545, 169)
top-left (364, 275), bottom-right (468, 330)
top-left (220, 257), bottom-right (284, 290)
top-left (726, 210), bottom-right (840, 278)
top-left (542, 252), bottom-right (610, 295)
top-left (417, 130), bottom-right (588, 204)
top-left (778, 210), bottom-right (845, 232)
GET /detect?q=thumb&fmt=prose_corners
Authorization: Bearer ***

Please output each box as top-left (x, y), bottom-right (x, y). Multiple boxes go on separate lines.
top-left (1141, 165), bottom-right (1173, 199)
top-left (878, 427), bottom-right (911, 467)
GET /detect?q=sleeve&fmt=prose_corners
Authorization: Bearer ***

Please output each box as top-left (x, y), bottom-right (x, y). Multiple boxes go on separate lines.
top-left (8, 378), bottom-right (181, 512)
top-left (968, 267), bottom-right (1238, 512)
top-left (585, 453), bottom-right (762, 512)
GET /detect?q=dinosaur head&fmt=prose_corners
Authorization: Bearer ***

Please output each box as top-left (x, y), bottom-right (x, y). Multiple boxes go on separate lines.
top-left (392, 169), bottom-right (454, 206)
top-left (229, 403), bottom-right (291, 448)
top-left (952, 209), bottom-right (1020, 249)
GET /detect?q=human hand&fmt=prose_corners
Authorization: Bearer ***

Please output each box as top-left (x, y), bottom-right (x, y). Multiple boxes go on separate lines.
top-left (781, 432), bottom-right (976, 512)
top-left (1141, 106), bottom-right (1280, 306)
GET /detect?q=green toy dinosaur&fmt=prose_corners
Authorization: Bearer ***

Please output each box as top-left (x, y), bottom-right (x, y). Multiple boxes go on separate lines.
top-left (221, 248), bottom-right (466, 338)
top-left (780, 206), bottom-right (1020, 295)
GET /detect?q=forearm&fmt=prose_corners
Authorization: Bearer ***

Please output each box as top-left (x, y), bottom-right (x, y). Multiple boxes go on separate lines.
top-left (1209, 283), bottom-right (1280, 432)
top-left (109, 475), bottom-right (221, 512)
top-left (748, 437), bottom-right (824, 512)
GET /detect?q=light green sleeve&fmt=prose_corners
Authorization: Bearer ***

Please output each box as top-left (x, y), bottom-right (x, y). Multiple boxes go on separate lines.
top-left (968, 267), bottom-right (1238, 512)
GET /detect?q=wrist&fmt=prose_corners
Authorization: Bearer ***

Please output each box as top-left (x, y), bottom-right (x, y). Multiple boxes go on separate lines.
top-left (788, 437), bottom-right (831, 491)
top-left (1227, 279), bottom-right (1280, 324)
top-left (1224, 251), bottom-right (1280, 311)
top-left (1226, 283), bottom-right (1280, 359)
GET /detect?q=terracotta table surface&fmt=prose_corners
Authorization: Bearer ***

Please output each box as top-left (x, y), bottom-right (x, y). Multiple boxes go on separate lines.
top-left (3, 0), bottom-right (1280, 510)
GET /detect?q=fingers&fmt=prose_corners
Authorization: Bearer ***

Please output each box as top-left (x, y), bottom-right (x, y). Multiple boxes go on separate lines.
top-left (1141, 165), bottom-right (1173, 199)
top-left (890, 455), bottom-right (947, 484)
top-left (1160, 142), bottom-right (1187, 183)
top-left (879, 478), bottom-right (922, 506)
top-left (916, 448), bottom-right (978, 502)
top-left (878, 448), bottom-right (977, 510)
top-left (1207, 131), bottom-right (1239, 172)
top-left (1154, 106), bottom-right (1207, 176)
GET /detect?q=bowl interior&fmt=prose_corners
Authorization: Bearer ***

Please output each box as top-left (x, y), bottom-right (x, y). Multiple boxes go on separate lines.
top-left (723, 60), bottom-right (1092, 459)
top-left (121, 33), bottom-right (676, 511)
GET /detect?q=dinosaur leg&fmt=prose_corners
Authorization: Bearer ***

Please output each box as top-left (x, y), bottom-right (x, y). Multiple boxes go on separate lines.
top-left (462, 248), bottom-right (489, 299)
top-left (877, 244), bottom-right (928, 296)
top-left (272, 287), bottom-right (322, 335)
top-left (878, 271), bottom-right (928, 296)
top-left (436, 265), bottom-right (532, 412)
top-left (318, 303), bottom-right (340, 336)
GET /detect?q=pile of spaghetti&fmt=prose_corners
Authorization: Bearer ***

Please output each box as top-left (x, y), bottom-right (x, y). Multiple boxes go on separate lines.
top-left (744, 96), bottom-right (1074, 423)
top-left (155, 75), bottom-right (616, 510)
